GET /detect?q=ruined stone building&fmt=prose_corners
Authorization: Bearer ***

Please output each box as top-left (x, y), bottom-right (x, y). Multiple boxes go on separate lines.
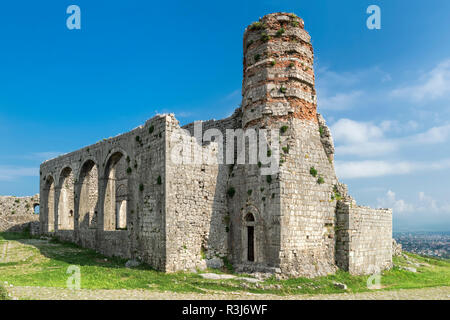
top-left (39, 13), bottom-right (393, 278)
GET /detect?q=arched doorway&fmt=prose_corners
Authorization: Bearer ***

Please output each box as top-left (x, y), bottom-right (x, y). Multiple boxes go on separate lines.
top-left (78, 160), bottom-right (99, 229)
top-left (43, 176), bottom-right (55, 232)
top-left (245, 212), bottom-right (255, 262)
top-left (57, 167), bottom-right (75, 230)
top-left (103, 152), bottom-right (128, 231)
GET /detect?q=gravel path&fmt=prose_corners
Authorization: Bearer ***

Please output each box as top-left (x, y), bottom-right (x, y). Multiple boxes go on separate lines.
top-left (5, 285), bottom-right (450, 300)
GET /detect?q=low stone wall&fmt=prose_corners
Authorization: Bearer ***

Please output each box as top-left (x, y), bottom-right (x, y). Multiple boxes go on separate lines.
top-left (0, 195), bottom-right (40, 233)
top-left (336, 200), bottom-right (392, 275)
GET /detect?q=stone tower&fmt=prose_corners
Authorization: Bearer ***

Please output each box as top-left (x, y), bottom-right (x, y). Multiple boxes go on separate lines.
top-left (228, 12), bottom-right (340, 277)
top-left (242, 12), bottom-right (317, 129)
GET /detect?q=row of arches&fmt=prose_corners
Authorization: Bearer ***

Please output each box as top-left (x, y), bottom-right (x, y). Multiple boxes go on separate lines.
top-left (42, 151), bottom-right (129, 233)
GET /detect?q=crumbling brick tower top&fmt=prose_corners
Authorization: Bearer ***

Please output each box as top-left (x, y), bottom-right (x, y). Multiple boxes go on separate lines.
top-left (242, 12), bottom-right (317, 129)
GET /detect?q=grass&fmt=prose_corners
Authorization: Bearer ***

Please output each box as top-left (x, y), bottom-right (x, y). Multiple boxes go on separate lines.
top-left (0, 284), bottom-right (9, 300)
top-left (0, 232), bottom-right (449, 296)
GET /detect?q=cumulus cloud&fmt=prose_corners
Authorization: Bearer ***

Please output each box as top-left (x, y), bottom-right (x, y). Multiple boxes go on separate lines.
top-left (331, 119), bottom-right (396, 157)
top-left (318, 90), bottom-right (364, 111)
top-left (391, 59), bottom-right (450, 102)
top-left (335, 158), bottom-right (450, 179)
top-left (377, 190), bottom-right (414, 213)
top-left (377, 190), bottom-right (450, 215)
top-left (331, 119), bottom-right (450, 157)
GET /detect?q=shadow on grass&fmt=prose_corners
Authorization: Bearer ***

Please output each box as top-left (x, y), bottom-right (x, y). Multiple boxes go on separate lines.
top-left (0, 231), bottom-right (153, 271)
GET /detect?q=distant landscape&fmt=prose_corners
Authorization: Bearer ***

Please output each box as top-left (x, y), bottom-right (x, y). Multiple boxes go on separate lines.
top-left (394, 231), bottom-right (450, 259)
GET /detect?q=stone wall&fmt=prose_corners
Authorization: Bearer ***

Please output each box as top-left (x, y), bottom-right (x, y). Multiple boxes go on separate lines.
top-left (335, 200), bottom-right (393, 275)
top-left (278, 118), bottom-right (338, 278)
top-left (0, 195), bottom-right (40, 232)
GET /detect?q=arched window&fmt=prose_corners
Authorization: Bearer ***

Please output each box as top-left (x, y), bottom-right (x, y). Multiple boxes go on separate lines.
top-left (104, 152), bottom-right (128, 231)
top-left (57, 167), bottom-right (75, 230)
top-left (33, 204), bottom-right (40, 214)
top-left (43, 176), bottom-right (55, 232)
top-left (78, 160), bottom-right (99, 229)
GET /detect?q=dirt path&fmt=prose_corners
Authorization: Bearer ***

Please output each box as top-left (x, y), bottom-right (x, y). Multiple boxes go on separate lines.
top-left (5, 285), bottom-right (450, 300)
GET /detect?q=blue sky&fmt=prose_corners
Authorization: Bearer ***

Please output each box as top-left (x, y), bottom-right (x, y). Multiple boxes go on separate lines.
top-left (1, 1), bottom-right (449, 231)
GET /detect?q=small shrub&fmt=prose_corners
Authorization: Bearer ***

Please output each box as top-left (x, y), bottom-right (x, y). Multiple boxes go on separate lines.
top-left (157, 176), bottom-right (162, 185)
top-left (267, 149), bottom-right (272, 157)
top-left (135, 136), bottom-right (141, 142)
top-left (260, 32), bottom-right (271, 42)
top-left (126, 167), bottom-right (132, 175)
top-left (266, 175), bottom-right (272, 183)
top-left (310, 166), bottom-right (318, 177)
top-left (282, 146), bottom-right (290, 154)
top-left (280, 125), bottom-right (289, 134)
top-left (276, 28), bottom-right (285, 37)
top-left (247, 189), bottom-right (253, 196)
top-left (149, 125), bottom-right (154, 134)
top-left (258, 161), bottom-right (262, 168)
top-left (291, 21), bottom-right (299, 27)
top-left (280, 86), bottom-right (287, 93)
top-left (139, 184), bottom-right (144, 192)
top-left (289, 62), bottom-right (295, 68)
top-left (262, 197), bottom-right (266, 201)
top-left (260, 187), bottom-right (265, 192)
top-left (249, 22), bottom-right (265, 30)
top-left (319, 126), bottom-right (325, 137)
top-left (317, 176), bottom-right (325, 184)
top-left (271, 60), bottom-right (276, 66)
top-left (254, 54), bottom-right (261, 62)
top-left (227, 187), bottom-right (236, 198)
top-left (126, 156), bottom-right (131, 163)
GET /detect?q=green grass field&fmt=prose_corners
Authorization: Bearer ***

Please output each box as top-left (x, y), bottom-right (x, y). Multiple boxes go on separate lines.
top-left (0, 231), bottom-right (448, 296)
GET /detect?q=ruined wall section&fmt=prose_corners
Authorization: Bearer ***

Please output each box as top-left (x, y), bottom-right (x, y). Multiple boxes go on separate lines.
top-left (0, 195), bottom-right (40, 232)
top-left (278, 118), bottom-right (338, 278)
top-left (335, 200), bottom-right (393, 275)
top-left (39, 115), bottom-right (169, 270)
top-left (163, 111), bottom-right (242, 272)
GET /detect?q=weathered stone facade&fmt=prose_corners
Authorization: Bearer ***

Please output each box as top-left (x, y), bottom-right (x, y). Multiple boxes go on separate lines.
top-left (38, 12), bottom-right (393, 278)
top-left (0, 195), bottom-right (40, 233)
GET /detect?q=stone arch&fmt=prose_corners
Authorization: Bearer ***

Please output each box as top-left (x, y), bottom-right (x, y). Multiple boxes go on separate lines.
top-left (77, 160), bottom-right (99, 229)
top-left (57, 167), bottom-right (75, 230)
top-left (43, 175), bottom-right (55, 232)
top-left (103, 151), bottom-right (129, 231)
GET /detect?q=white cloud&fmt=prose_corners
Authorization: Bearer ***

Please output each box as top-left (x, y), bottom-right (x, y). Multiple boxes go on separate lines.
top-left (377, 190), bottom-right (450, 215)
top-left (318, 90), bottom-right (363, 110)
top-left (391, 59), bottom-right (450, 102)
top-left (335, 158), bottom-right (450, 179)
top-left (331, 119), bottom-right (450, 157)
top-left (377, 190), bottom-right (414, 213)
top-left (0, 166), bottom-right (38, 181)
top-left (412, 124), bottom-right (450, 144)
top-left (331, 119), bottom-right (396, 157)
top-left (332, 119), bottom-right (384, 144)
